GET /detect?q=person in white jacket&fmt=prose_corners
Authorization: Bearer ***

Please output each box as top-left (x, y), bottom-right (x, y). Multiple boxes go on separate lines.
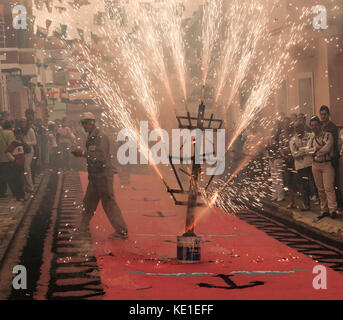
top-left (20, 118), bottom-right (37, 193)
top-left (289, 121), bottom-right (313, 211)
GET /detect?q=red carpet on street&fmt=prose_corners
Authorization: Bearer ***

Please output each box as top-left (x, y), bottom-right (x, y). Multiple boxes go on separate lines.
top-left (80, 172), bottom-right (343, 300)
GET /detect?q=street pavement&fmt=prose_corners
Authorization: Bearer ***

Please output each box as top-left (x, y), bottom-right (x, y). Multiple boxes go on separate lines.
top-left (262, 197), bottom-right (343, 242)
top-left (0, 196), bottom-right (25, 265)
top-left (0, 172), bottom-right (45, 267)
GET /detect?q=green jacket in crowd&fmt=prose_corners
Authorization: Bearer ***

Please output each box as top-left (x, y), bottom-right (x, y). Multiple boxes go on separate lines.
top-left (0, 127), bottom-right (14, 163)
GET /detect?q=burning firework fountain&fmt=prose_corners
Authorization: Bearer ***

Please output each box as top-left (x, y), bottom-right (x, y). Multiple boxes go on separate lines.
top-left (167, 85), bottom-right (223, 263)
top-left (35, 0), bottom-right (313, 263)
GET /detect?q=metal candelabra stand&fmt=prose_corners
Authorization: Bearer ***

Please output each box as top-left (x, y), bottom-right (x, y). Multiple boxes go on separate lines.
top-left (167, 87), bottom-right (223, 237)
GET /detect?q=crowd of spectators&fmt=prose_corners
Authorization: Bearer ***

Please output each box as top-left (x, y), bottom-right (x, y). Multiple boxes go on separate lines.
top-left (240, 105), bottom-right (343, 220)
top-left (226, 105), bottom-right (342, 221)
top-left (0, 110), bottom-right (87, 202)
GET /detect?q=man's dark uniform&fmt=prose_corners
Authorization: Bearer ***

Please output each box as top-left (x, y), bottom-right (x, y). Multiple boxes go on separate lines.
top-left (82, 127), bottom-right (128, 236)
top-left (322, 120), bottom-right (343, 207)
top-left (322, 121), bottom-right (339, 154)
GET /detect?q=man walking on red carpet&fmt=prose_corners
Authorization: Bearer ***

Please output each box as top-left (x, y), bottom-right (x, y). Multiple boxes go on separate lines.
top-left (72, 112), bottom-right (128, 240)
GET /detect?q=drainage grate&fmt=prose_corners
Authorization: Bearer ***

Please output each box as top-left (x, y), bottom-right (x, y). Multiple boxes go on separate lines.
top-left (10, 172), bottom-right (105, 300)
top-left (46, 172), bottom-right (105, 300)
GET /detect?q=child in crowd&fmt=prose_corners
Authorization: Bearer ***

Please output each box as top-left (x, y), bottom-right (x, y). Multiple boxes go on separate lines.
top-left (6, 128), bottom-right (30, 201)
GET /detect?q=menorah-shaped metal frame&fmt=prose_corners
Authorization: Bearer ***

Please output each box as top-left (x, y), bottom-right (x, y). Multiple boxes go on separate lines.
top-left (167, 97), bottom-right (223, 236)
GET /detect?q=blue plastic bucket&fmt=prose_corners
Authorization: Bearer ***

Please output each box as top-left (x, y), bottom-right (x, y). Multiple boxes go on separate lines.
top-left (177, 236), bottom-right (201, 263)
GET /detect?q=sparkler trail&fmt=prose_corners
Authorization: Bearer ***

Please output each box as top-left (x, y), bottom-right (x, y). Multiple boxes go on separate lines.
top-left (205, 42), bottom-right (303, 206)
top-left (214, 1), bottom-right (267, 109)
top-left (71, 4), bottom-right (162, 133)
top-left (211, 5), bottom-right (312, 187)
top-left (201, 0), bottom-right (222, 87)
top-left (217, 155), bottom-right (252, 195)
top-left (130, 2), bottom-right (176, 109)
top-left (160, 0), bottom-right (188, 110)
top-left (119, 33), bottom-right (160, 130)
top-left (82, 49), bottom-right (167, 182)
top-left (107, 16), bottom-right (178, 167)
top-left (53, 6), bottom-right (169, 184)
top-left (85, 59), bottom-right (166, 182)
top-left (224, 20), bottom-right (307, 156)
top-left (205, 135), bottom-right (269, 214)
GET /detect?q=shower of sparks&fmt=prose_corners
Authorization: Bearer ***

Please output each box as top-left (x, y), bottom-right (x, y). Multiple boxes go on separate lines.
top-left (204, 6), bottom-right (313, 208)
top-left (160, 0), bottom-right (188, 108)
top-left (91, 69), bottom-right (165, 181)
top-left (204, 147), bottom-right (270, 215)
top-left (201, 0), bottom-right (222, 87)
top-left (129, 3), bottom-right (176, 109)
top-left (56, 7), bottom-right (168, 182)
top-left (32, 0), bottom-right (332, 221)
top-left (84, 55), bottom-right (166, 181)
top-left (117, 31), bottom-right (161, 131)
top-left (75, 3), bottom-right (162, 132)
top-left (225, 23), bottom-right (307, 155)
top-left (215, 0), bottom-right (267, 107)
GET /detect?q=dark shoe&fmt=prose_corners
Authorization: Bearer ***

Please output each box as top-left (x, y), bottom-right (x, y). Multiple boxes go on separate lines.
top-left (317, 212), bottom-right (330, 221)
top-left (109, 231), bottom-right (128, 240)
top-left (331, 212), bottom-right (338, 219)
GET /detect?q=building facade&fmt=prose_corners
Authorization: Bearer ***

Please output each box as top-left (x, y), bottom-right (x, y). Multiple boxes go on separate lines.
top-left (0, 0), bottom-right (48, 121)
top-left (271, 0), bottom-right (343, 126)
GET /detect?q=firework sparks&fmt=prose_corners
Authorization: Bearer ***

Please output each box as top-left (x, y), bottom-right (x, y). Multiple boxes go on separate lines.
top-left (130, 3), bottom-right (176, 108)
top-left (33, 0), bottom-right (323, 222)
top-left (201, 0), bottom-right (222, 87)
top-left (160, 0), bottom-right (188, 108)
